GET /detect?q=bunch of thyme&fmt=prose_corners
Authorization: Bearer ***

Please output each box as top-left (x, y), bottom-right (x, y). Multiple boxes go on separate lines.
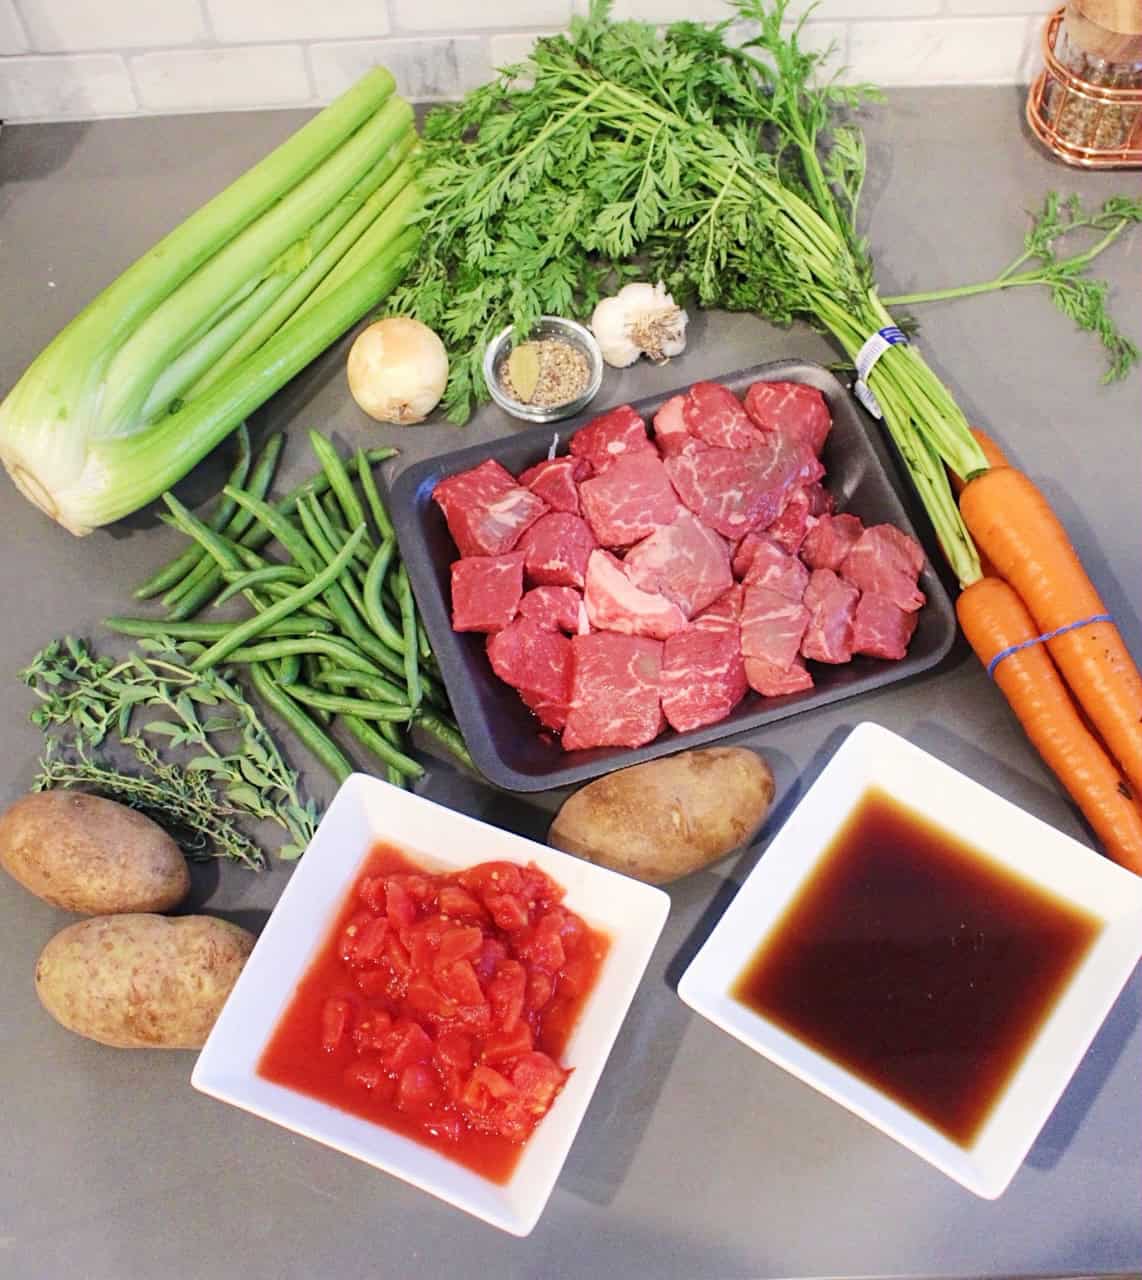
top-left (22, 636), bottom-right (319, 866)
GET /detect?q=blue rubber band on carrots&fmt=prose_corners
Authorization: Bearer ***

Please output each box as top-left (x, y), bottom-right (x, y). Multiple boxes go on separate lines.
top-left (987, 613), bottom-right (1113, 680)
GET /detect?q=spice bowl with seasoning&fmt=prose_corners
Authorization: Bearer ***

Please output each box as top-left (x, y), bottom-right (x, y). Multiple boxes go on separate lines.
top-left (483, 316), bottom-right (604, 423)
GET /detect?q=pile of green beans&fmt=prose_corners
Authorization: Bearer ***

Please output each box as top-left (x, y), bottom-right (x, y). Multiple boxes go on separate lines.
top-left (109, 429), bottom-right (471, 792)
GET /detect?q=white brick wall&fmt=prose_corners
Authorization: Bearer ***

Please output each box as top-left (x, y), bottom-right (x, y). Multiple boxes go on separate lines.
top-left (0, 0), bottom-right (1055, 123)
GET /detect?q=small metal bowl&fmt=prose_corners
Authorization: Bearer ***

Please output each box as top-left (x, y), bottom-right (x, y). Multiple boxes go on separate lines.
top-left (483, 316), bottom-right (604, 424)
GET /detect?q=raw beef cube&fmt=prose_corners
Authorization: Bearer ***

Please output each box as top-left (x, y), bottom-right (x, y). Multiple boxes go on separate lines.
top-left (518, 586), bottom-right (583, 634)
top-left (517, 512), bottom-right (596, 589)
top-left (520, 686), bottom-right (570, 733)
top-left (661, 626), bottom-right (748, 733)
top-left (563, 633), bottom-right (665, 751)
top-left (801, 569), bottom-right (860, 663)
top-left (623, 511), bottom-right (733, 618)
top-left (693, 584), bottom-right (743, 632)
top-left (570, 405), bottom-right (655, 473)
top-left (684, 381), bottom-right (764, 450)
top-left (583, 549), bottom-right (688, 640)
top-left (450, 552), bottom-right (524, 633)
top-left (742, 585), bottom-right (811, 670)
top-left (653, 395), bottom-right (702, 457)
top-left (579, 452), bottom-right (680, 547)
top-left (433, 459), bottom-right (548, 557)
top-left (840, 524), bottom-right (926, 613)
top-left (745, 655), bottom-right (814, 697)
top-left (804, 482), bottom-right (834, 516)
top-left (800, 512), bottom-right (864, 572)
top-left (741, 536), bottom-right (810, 602)
top-left (518, 456), bottom-right (590, 515)
top-left (731, 531), bottom-right (767, 580)
top-left (743, 380), bottom-right (832, 456)
top-left (765, 485), bottom-right (813, 556)
top-left (665, 438), bottom-right (803, 538)
top-left (486, 618), bottom-right (572, 706)
top-left (852, 590), bottom-right (919, 660)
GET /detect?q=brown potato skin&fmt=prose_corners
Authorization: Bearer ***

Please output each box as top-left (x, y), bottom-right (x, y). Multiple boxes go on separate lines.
top-left (548, 747), bottom-right (775, 884)
top-left (0, 791), bottom-right (189, 915)
top-left (35, 914), bottom-right (255, 1049)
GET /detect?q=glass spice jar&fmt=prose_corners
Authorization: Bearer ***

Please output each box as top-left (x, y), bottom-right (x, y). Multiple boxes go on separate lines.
top-left (1028, 2), bottom-right (1142, 167)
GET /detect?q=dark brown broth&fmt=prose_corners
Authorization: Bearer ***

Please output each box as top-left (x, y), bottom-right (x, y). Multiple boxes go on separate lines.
top-left (732, 786), bottom-right (1101, 1146)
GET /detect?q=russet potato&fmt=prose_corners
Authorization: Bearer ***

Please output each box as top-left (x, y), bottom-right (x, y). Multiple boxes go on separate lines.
top-left (548, 747), bottom-right (775, 884)
top-left (0, 790), bottom-right (189, 915)
top-left (35, 914), bottom-right (255, 1049)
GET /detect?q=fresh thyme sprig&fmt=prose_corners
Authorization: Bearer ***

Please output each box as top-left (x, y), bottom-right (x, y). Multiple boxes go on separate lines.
top-left (35, 737), bottom-right (264, 870)
top-left (21, 636), bottom-right (318, 864)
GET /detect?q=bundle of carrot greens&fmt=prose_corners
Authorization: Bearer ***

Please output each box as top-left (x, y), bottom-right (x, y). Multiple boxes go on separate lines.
top-left (391, 0), bottom-right (1140, 589)
top-left (390, 0), bottom-right (1142, 871)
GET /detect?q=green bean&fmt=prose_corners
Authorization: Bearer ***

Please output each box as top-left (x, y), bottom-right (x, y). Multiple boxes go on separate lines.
top-left (261, 582), bottom-right (338, 622)
top-left (309, 429), bottom-right (367, 532)
top-left (319, 499), bottom-right (375, 577)
top-left (377, 721), bottom-right (408, 789)
top-left (103, 615), bottom-right (334, 640)
top-left (303, 654), bottom-right (333, 725)
top-left (355, 448), bottom-right (395, 542)
top-left (417, 619), bottom-right (433, 662)
top-left (133, 423), bottom-right (252, 599)
top-left (225, 487), bottom-right (319, 573)
top-left (276, 653), bottom-right (301, 685)
top-left (161, 499), bottom-right (275, 622)
top-left (304, 492), bottom-right (373, 570)
top-left (394, 566), bottom-right (422, 709)
top-left (190, 526), bottom-right (366, 672)
top-left (282, 683), bottom-right (413, 722)
top-left (314, 667), bottom-right (409, 707)
top-left (297, 496), bottom-right (377, 631)
top-left (162, 493), bottom-right (244, 572)
top-left (362, 540), bottom-right (404, 652)
top-left (414, 709), bottom-right (474, 770)
top-left (219, 635), bottom-right (389, 677)
top-left (249, 662), bottom-right (352, 786)
top-left (213, 564), bottom-right (308, 608)
top-left (162, 432), bottom-right (283, 607)
top-left (341, 713), bottom-right (424, 779)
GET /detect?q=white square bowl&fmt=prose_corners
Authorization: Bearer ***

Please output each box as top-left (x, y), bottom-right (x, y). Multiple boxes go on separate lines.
top-left (678, 721), bottom-right (1142, 1199)
top-left (192, 774), bottom-right (670, 1236)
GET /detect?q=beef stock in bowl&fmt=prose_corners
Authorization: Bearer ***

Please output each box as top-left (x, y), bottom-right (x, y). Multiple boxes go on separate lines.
top-left (388, 359), bottom-right (956, 792)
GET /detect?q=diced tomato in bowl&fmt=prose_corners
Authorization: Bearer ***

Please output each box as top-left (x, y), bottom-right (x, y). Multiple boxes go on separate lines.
top-left (257, 842), bottom-right (611, 1187)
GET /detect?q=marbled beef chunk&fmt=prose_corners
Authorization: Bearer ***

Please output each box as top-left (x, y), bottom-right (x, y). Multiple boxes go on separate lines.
top-left (801, 568), bottom-right (860, 663)
top-left (433, 459), bottom-right (547, 557)
top-left (661, 625), bottom-right (748, 733)
top-left (450, 552), bottom-right (525, 633)
top-left (622, 511), bottom-right (733, 618)
top-left (562, 633), bottom-right (665, 751)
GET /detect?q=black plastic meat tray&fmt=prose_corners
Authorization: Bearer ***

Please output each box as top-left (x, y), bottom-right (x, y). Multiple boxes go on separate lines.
top-left (389, 359), bottom-right (956, 792)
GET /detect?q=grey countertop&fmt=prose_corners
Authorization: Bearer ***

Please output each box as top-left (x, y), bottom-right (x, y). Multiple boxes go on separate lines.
top-left (1, 87), bottom-right (1140, 1280)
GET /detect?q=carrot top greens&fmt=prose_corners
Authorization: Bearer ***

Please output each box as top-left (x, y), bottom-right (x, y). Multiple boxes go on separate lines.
top-left (391, 0), bottom-right (1140, 586)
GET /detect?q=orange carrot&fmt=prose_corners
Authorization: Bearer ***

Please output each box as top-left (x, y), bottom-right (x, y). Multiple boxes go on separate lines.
top-left (957, 577), bottom-right (1142, 874)
top-left (960, 467), bottom-right (1142, 800)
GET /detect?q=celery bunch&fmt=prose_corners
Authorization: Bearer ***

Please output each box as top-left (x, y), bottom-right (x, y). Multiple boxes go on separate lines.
top-left (0, 68), bottom-right (421, 536)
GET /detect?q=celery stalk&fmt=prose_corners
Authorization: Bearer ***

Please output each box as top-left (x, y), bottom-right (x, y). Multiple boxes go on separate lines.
top-left (100, 95), bottom-right (413, 435)
top-left (184, 135), bottom-right (419, 401)
top-left (141, 128), bottom-right (417, 420)
top-left (91, 224), bottom-right (423, 524)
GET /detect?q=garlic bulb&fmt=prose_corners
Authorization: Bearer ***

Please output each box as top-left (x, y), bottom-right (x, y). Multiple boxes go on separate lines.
top-left (590, 282), bottom-right (689, 369)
